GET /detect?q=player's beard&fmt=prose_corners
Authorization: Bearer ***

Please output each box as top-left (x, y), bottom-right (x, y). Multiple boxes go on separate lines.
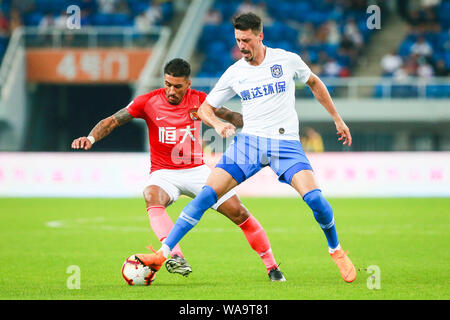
top-left (241, 50), bottom-right (253, 62)
top-left (167, 95), bottom-right (180, 105)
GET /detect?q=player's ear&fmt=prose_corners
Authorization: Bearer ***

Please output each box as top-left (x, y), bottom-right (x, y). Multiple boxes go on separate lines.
top-left (187, 79), bottom-right (192, 88)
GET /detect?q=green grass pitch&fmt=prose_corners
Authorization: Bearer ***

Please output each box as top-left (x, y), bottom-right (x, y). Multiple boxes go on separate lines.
top-left (0, 197), bottom-right (449, 300)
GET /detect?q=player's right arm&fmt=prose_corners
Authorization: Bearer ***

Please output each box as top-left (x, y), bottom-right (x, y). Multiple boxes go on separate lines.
top-left (214, 106), bottom-right (243, 128)
top-left (198, 100), bottom-right (236, 138)
top-left (71, 108), bottom-right (133, 150)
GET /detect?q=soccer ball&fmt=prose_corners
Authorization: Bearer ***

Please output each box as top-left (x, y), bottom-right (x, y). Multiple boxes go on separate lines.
top-left (121, 255), bottom-right (156, 286)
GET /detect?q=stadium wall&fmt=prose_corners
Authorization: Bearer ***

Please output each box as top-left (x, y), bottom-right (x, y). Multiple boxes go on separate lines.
top-left (0, 152), bottom-right (449, 198)
top-left (225, 98), bottom-right (450, 123)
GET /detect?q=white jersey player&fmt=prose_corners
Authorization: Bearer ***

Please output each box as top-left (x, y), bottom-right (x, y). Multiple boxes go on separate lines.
top-left (136, 12), bottom-right (357, 283)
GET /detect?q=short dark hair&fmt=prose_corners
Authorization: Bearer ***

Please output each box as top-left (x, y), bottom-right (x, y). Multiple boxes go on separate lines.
top-left (232, 12), bottom-right (262, 33)
top-left (164, 58), bottom-right (191, 78)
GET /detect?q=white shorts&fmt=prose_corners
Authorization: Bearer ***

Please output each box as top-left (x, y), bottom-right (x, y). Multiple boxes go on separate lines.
top-left (144, 165), bottom-right (236, 211)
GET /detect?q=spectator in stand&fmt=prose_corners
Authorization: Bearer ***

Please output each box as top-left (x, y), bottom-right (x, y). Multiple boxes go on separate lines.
top-left (236, 0), bottom-right (273, 26)
top-left (326, 20), bottom-right (341, 45)
top-left (380, 49), bottom-right (403, 76)
top-left (37, 11), bottom-right (54, 44)
top-left (434, 60), bottom-right (449, 76)
top-left (316, 22), bottom-right (329, 45)
top-left (297, 22), bottom-right (315, 46)
top-left (11, 0), bottom-right (35, 15)
top-left (339, 34), bottom-right (358, 65)
top-left (97, 0), bottom-right (117, 14)
top-left (236, 0), bottom-right (256, 15)
top-left (9, 9), bottom-right (23, 33)
top-left (54, 10), bottom-right (68, 29)
top-left (134, 10), bottom-right (152, 32)
top-left (203, 8), bottom-right (222, 25)
top-left (408, 10), bottom-right (423, 29)
top-left (116, 0), bottom-right (131, 15)
top-left (38, 12), bottom-right (54, 31)
top-left (421, 0), bottom-right (441, 9)
top-left (344, 18), bottom-right (363, 51)
top-left (301, 127), bottom-right (324, 153)
top-left (417, 57), bottom-right (434, 78)
top-left (144, 1), bottom-right (163, 26)
top-left (317, 50), bottom-right (330, 66)
top-left (0, 10), bottom-right (9, 39)
top-left (410, 36), bottom-right (433, 57)
top-left (422, 7), bottom-right (439, 31)
top-left (323, 57), bottom-right (341, 77)
top-left (310, 63), bottom-right (323, 77)
top-left (394, 54), bottom-right (418, 81)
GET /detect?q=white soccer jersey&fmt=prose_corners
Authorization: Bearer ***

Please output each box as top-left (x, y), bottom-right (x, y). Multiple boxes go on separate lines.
top-left (206, 46), bottom-right (312, 140)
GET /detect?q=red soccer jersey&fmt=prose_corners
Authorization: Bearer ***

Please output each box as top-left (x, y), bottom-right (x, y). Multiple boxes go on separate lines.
top-left (126, 88), bottom-right (206, 172)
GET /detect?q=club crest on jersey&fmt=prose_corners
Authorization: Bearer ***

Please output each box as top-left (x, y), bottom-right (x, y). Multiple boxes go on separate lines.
top-left (270, 64), bottom-right (283, 78)
top-left (189, 108), bottom-right (200, 121)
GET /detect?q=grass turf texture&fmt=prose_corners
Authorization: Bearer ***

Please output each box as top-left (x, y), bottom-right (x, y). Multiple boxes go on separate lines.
top-left (0, 197), bottom-right (449, 300)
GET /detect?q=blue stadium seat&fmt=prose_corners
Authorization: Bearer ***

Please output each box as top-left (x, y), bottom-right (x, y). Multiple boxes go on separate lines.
top-left (196, 0), bottom-right (379, 79)
top-left (24, 12), bottom-right (44, 26)
top-left (398, 40), bottom-right (414, 57)
top-left (110, 14), bottom-right (132, 26)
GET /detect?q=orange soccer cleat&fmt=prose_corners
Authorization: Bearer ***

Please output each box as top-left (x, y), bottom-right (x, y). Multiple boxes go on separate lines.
top-left (135, 245), bottom-right (167, 272)
top-left (330, 248), bottom-right (356, 283)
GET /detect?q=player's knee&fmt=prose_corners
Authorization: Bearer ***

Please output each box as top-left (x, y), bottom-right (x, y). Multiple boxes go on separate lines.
top-left (303, 189), bottom-right (334, 226)
top-left (218, 197), bottom-right (249, 225)
top-left (231, 204), bottom-right (249, 225)
top-left (303, 188), bottom-right (326, 211)
top-left (143, 187), bottom-right (164, 207)
top-left (184, 185), bottom-right (217, 218)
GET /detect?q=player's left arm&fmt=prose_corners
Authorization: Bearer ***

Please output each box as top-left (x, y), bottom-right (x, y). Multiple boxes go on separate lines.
top-left (198, 101), bottom-right (236, 138)
top-left (306, 73), bottom-right (352, 146)
top-left (213, 107), bottom-right (243, 128)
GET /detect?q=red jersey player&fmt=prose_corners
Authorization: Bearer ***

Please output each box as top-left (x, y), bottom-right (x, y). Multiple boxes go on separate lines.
top-left (71, 59), bottom-right (285, 281)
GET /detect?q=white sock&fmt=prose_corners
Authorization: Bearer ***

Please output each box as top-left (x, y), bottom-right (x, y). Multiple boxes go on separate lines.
top-left (328, 244), bottom-right (341, 254)
top-left (159, 243), bottom-right (171, 258)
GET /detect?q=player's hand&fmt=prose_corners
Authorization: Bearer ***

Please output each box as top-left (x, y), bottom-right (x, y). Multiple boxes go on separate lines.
top-left (71, 137), bottom-right (93, 150)
top-left (215, 122), bottom-right (236, 138)
top-left (335, 119), bottom-right (352, 146)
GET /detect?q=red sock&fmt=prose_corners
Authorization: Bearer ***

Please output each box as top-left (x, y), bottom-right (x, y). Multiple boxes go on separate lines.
top-left (147, 206), bottom-right (184, 258)
top-left (238, 214), bottom-right (278, 273)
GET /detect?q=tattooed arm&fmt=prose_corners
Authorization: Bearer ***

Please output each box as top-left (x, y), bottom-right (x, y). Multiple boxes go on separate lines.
top-left (71, 108), bottom-right (133, 150)
top-left (213, 106), bottom-right (244, 128)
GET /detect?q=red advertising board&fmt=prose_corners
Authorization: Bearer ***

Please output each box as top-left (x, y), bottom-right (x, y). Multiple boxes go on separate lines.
top-left (27, 48), bottom-right (152, 83)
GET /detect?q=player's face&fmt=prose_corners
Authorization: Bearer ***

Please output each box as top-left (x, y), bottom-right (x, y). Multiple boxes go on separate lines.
top-left (163, 74), bottom-right (191, 105)
top-left (235, 28), bottom-right (263, 63)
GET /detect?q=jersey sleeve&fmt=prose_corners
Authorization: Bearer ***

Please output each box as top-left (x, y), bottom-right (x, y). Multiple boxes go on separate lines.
top-left (291, 53), bottom-right (312, 84)
top-left (205, 69), bottom-right (236, 108)
top-left (126, 92), bottom-right (151, 118)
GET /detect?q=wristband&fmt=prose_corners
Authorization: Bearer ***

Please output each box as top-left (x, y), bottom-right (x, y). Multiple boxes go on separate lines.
top-left (87, 136), bottom-right (95, 144)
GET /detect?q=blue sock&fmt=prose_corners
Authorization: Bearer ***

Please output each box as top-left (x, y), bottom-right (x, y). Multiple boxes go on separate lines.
top-left (303, 189), bottom-right (339, 249)
top-left (164, 185), bottom-right (218, 250)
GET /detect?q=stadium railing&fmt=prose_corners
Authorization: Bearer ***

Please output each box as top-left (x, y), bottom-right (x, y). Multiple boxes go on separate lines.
top-left (0, 26), bottom-right (171, 151)
top-left (143, 76), bottom-right (450, 100)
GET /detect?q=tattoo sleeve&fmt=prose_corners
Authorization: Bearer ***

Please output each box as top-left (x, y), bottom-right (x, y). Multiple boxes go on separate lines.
top-left (113, 108), bottom-right (133, 126)
top-left (88, 108), bottom-right (133, 142)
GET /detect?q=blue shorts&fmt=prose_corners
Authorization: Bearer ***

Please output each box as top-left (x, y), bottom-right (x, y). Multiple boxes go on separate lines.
top-left (216, 133), bottom-right (313, 185)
